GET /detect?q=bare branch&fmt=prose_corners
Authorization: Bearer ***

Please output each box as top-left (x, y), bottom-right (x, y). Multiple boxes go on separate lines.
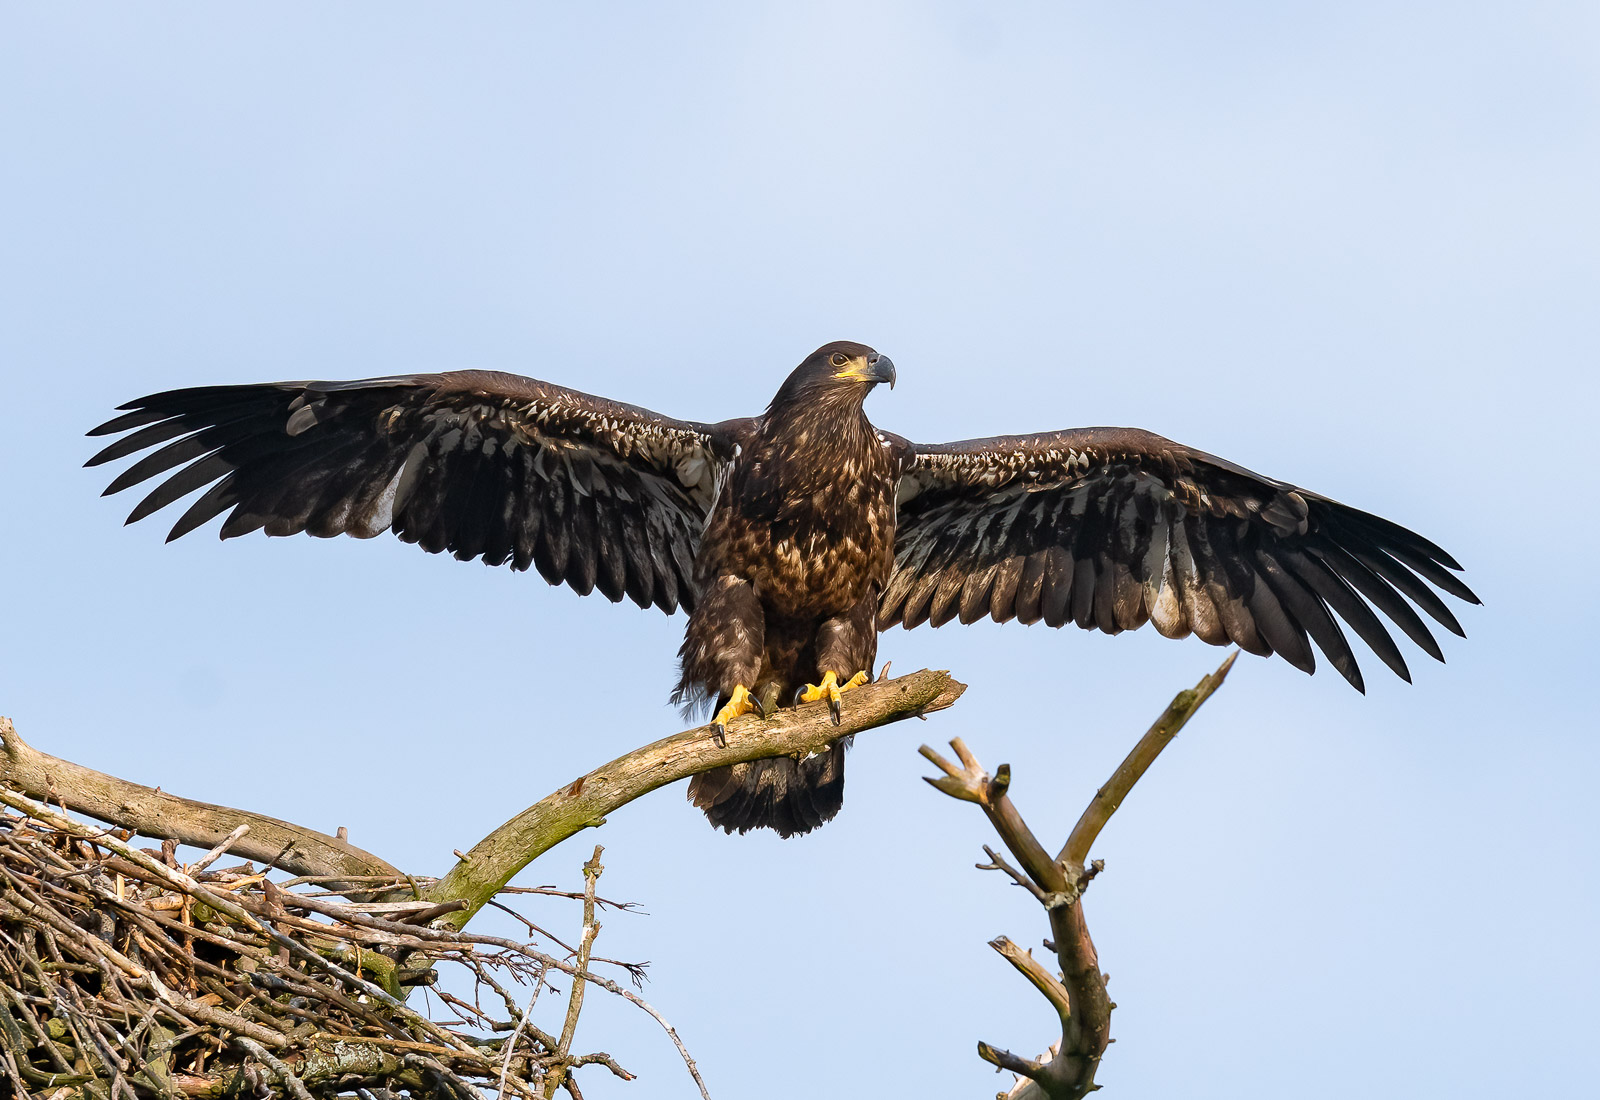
top-left (978, 1040), bottom-right (1050, 1078)
top-left (0, 716), bottom-right (398, 889)
top-left (977, 846), bottom-right (1049, 904)
top-left (922, 656), bottom-right (1236, 1099)
top-left (233, 1037), bottom-right (316, 1100)
top-left (190, 823), bottom-right (251, 874)
top-left (426, 668), bottom-right (965, 929)
top-left (544, 846), bottom-right (604, 1099)
top-left (919, 739), bottom-right (1067, 896)
top-left (1061, 652), bottom-right (1237, 868)
top-left (990, 937), bottom-right (1072, 1027)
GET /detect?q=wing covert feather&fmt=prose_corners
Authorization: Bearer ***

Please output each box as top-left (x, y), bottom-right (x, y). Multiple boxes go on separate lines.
top-left (885, 427), bottom-right (1477, 690)
top-left (88, 370), bottom-right (746, 615)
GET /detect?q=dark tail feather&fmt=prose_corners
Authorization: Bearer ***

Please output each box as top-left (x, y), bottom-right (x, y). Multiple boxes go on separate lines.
top-left (688, 740), bottom-right (848, 838)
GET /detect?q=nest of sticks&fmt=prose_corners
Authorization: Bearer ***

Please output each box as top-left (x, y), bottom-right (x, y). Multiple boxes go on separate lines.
top-left (0, 790), bottom-right (700, 1100)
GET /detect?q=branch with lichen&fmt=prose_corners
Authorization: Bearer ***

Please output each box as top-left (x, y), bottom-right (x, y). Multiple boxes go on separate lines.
top-left (1, 669), bottom-right (964, 924)
top-left (422, 668), bottom-right (965, 928)
top-left (921, 654), bottom-right (1235, 1099)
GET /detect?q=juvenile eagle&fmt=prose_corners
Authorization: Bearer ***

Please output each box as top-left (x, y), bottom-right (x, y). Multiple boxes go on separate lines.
top-left (87, 341), bottom-right (1477, 836)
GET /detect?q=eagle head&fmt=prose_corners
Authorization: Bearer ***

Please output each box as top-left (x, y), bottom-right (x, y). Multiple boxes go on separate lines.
top-left (768, 341), bottom-right (896, 416)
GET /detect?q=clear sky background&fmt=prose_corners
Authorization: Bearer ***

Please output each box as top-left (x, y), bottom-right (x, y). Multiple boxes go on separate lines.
top-left (2, 4), bottom-right (1596, 1097)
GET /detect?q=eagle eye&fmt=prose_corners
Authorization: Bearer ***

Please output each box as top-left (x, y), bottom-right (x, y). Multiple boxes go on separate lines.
top-left (830, 352), bottom-right (849, 367)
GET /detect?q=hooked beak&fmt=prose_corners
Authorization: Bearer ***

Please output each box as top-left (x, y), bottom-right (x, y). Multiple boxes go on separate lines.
top-left (867, 353), bottom-right (896, 389)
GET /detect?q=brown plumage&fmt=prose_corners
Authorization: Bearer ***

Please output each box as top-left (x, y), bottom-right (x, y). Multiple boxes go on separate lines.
top-left (674, 343), bottom-right (900, 836)
top-left (86, 341), bottom-right (1478, 837)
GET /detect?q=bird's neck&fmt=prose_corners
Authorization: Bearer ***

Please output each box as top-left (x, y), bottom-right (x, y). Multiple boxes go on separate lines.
top-left (760, 398), bottom-right (875, 459)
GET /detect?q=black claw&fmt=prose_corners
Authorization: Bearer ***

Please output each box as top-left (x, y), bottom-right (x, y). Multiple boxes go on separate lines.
top-left (711, 723), bottom-right (728, 748)
top-left (829, 697), bottom-right (842, 725)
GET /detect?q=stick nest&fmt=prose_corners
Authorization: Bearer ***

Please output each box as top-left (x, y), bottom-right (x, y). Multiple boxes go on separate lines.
top-left (0, 794), bottom-right (663, 1099)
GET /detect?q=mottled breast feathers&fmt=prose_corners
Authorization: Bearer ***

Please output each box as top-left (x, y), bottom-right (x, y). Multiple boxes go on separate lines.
top-left (699, 413), bottom-right (901, 623)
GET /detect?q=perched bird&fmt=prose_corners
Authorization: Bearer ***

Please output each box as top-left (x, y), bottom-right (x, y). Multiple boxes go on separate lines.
top-left (87, 341), bottom-right (1477, 836)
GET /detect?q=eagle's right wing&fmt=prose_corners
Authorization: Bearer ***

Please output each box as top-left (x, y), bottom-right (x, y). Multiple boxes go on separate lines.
top-left (88, 371), bottom-right (751, 614)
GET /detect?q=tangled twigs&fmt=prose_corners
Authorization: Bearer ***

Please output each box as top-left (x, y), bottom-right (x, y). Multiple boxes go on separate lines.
top-left (0, 789), bottom-right (699, 1099)
top-left (920, 654), bottom-right (1236, 1099)
top-left (0, 670), bottom-right (967, 1097)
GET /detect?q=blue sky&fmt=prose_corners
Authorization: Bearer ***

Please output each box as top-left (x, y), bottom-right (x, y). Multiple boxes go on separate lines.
top-left (2, 4), bottom-right (1596, 1097)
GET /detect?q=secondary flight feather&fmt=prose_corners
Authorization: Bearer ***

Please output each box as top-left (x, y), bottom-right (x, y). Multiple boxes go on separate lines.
top-left (88, 342), bottom-right (1478, 837)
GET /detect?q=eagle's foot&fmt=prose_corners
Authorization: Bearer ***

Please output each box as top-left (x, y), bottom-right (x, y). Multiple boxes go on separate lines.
top-left (798, 669), bottom-right (871, 725)
top-left (711, 684), bottom-right (760, 746)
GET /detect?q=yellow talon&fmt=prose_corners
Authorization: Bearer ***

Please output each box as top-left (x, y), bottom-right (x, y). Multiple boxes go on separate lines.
top-left (799, 670), bottom-right (840, 705)
top-left (711, 684), bottom-right (760, 744)
top-left (799, 669), bottom-right (871, 724)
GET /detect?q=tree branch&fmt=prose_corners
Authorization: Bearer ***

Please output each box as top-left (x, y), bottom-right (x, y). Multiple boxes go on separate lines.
top-left (919, 742), bottom-right (1066, 895)
top-left (425, 668), bottom-right (965, 929)
top-left (0, 716), bottom-right (399, 890)
top-left (989, 936), bottom-right (1072, 1029)
top-left (544, 845), bottom-right (604, 1099)
top-left (1061, 652), bottom-right (1236, 868)
top-left (920, 655), bottom-right (1236, 1099)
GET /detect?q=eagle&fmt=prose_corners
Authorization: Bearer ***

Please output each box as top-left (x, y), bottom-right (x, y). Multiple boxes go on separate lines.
top-left (87, 341), bottom-right (1477, 837)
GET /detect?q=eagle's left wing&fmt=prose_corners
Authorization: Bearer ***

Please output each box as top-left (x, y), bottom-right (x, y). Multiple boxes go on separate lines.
top-left (881, 428), bottom-right (1478, 691)
top-left (88, 371), bottom-right (748, 614)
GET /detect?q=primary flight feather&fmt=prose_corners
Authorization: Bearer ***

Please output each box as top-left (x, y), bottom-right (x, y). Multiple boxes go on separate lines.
top-left (88, 341), bottom-right (1477, 837)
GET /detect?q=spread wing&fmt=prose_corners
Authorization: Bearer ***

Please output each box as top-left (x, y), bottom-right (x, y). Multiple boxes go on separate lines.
top-left (88, 371), bottom-right (750, 614)
top-left (881, 428), bottom-right (1479, 691)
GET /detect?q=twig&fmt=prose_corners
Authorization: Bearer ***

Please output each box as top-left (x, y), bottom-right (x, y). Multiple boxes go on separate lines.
top-left (187, 823), bottom-right (252, 876)
top-left (600, 985), bottom-right (710, 1100)
top-left (1061, 652), bottom-right (1237, 868)
top-left (920, 742), bottom-right (1065, 894)
top-left (978, 846), bottom-right (1049, 904)
top-left (497, 962), bottom-right (549, 1100)
top-left (234, 1037), bottom-right (315, 1100)
top-left (989, 937), bottom-right (1071, 1028)
top-left (497, 886), bottom-right (643, 912)
top-left (544, 847), bottom-right (603, 1099)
